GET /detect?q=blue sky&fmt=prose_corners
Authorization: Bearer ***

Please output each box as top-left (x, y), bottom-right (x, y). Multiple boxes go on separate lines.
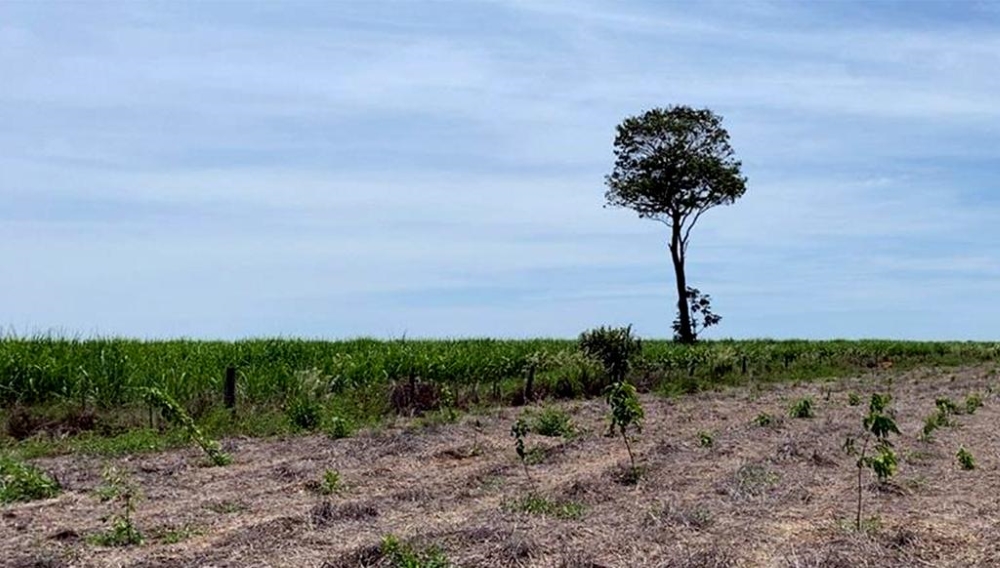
top-left (2, 0), bottom-right (999, 340)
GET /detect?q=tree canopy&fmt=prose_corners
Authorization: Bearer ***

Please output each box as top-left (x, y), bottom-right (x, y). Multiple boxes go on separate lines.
top-left (605, 106), bottom-right (747, 249)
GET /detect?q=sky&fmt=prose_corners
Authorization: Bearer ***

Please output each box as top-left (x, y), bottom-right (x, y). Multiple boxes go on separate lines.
top-left (2, 0), bottom-right (999, 340)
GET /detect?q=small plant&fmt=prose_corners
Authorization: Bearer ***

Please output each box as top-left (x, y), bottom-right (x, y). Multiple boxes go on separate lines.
top-left (956, 446), bottom-right (976, 470)
top-left (921, 397), bottom-right (960, 441)
top-left (697, 431), bottom-right (714, 448)
top-left (437, 384), bottom-right (459, 423)
top-left (845, 393), bottom-right (900, 531)
top-left (532, 406), bottom-right (575, 438)
top-left (965, 393), bottom-right (983, 415)
top-left (140, 387), bottom-right (231, 466)
top-left (510, 418), bottom-right (533, 487)
top-left (319, 469), bottom-right (343, 495)
top-left (604, 379), bottom-right (645, 472)
top-left (935, 397), bottom-right (959, 416)
top-left (91, 465), bottom-right (143, 547)
top-left (753, 412), bottom-right (773, 427)
top-left (380, 534), bottom-right (451, 568)
top-left (789, 397), bottom-right (814, 419)
top-left (0, 455), bottom-right (61, 504)
top-left (327, 416), bottom-right (353, 440)
top-left (848, 392), bottom-right (862, 406)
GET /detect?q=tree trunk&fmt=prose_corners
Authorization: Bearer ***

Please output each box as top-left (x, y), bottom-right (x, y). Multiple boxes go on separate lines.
top-left (670, 225), bottom-right (695, 344)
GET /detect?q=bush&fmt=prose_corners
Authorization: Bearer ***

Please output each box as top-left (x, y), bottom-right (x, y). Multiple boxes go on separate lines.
top-left (0, 456), bottom-right (61, 504)
top-left (578, 325), bottom-right (642, 382)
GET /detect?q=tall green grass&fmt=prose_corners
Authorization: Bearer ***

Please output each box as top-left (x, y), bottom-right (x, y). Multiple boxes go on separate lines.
top-left (1, 337), bottom-right (997, 409)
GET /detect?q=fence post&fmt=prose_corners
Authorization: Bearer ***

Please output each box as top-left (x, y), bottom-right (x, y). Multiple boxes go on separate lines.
top-left (224, 366), bottom-right (237, 413)
top-left (524, 366), bottom-right (535, 404)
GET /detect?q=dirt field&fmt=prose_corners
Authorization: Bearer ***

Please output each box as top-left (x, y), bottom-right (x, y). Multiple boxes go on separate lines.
top-left (5, 365), bottom-right (1000, 567)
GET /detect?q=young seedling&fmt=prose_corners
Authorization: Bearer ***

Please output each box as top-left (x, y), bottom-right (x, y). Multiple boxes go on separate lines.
top-left (848, 392), bottom-right (862, 407)
top-left (319, 469), bottom-right (343, 495)
top-left (92, 465), bottom-right (143, 547)
top-left (753, 412), bottom-right (773, 427)
top-left (844, 393), bottom-right (900, 531)
top-left (604, 380), bottom-right (644, 472)
top-left (697, 431), bottom-right (714, 448)
top-left (956, 446), bottom-right (976, 470)
top-left (510, 418), bottom-right (534, 489)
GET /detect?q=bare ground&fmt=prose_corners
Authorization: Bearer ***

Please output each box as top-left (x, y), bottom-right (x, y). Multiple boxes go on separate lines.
top-left (5, 365), bottom-right (1000, 567)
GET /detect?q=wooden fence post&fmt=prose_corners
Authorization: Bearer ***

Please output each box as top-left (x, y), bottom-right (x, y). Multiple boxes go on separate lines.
top-left (224, 366), bottom-right (237, 413)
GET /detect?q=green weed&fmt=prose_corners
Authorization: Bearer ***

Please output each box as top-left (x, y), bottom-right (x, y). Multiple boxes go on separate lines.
top-left (965, 394), bottom-right (983, 415)
top-left (698, 431), bottom-right (714, 448)
top-left (789, 397), bottom-right (814, 419)
top-left (504, 494), bottom-right (586, 520)
top-left (327, 416), bottom-right (353, 440)
top-left (90, 465), bottom-right (143, 547)
top-left (956, 446), bottom-right (976, 470)
top-left (0, 455), bottom-right (61, 504)
top-left (380, 535), bottom-right (451, 568)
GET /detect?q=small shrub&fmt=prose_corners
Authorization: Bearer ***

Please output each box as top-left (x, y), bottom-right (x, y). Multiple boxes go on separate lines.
top-left (380, 534), bottom-right (451, 568)
top-left (965, 394), bottom-right (983, 415)
top-left (90, 465), bottom-right (143, 547)
top-left (789, 397), bottom-right (814, 419)
top-left (531, 407), bottom-right (574, 438)
top-left (578, 325), bottom-right (642, 382)
top-left (848, 392), bottom-right (862, 406)
top-left (753, 412), bottom-right (773, 427)
top-left (0, 455), bottom-right (61, 504)
top-left (698, 431), bottom-right (714, 448)
top-left (956, 446), bottom-right (976, 470)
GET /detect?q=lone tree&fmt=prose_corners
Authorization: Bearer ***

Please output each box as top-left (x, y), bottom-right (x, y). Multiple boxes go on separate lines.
top-left (605, 106), bottom-right (747, 344)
